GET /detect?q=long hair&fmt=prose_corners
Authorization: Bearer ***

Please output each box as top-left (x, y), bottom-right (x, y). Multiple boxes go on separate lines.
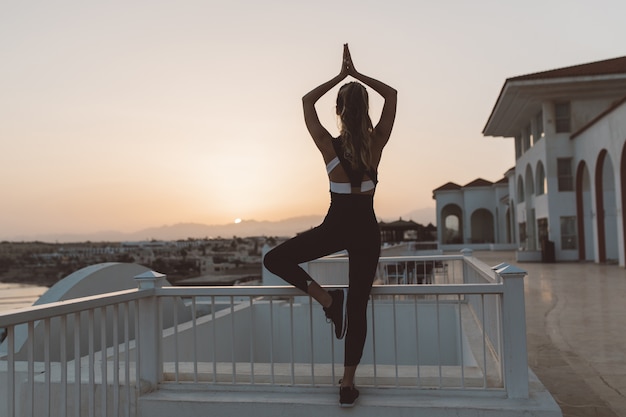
top-left (336, 82), bottom-right (374, 171)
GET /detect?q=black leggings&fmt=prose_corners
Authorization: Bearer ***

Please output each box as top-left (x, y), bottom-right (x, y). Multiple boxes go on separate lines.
top-left (263, 193), bottom-right (380, 366)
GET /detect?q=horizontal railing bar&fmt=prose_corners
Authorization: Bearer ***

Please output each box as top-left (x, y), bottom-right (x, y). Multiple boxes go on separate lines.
top-left (373, 284), bottom-right (502, 295)
top-left (0, 283), bottom-right (502, 328)
top-left (1, 280), bottom-right (502, 328)
top-left (463, 256), bottom-right (499, 283)
top-left (0, 288), bottom-right (145, 327)
top-left (312, 255), bottom-right (465, 263)
top-left (156, 283), bottom-right (503, 298)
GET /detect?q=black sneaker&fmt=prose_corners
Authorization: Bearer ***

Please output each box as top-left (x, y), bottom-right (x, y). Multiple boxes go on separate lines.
top-left (323, 289), bottom-right (347, 339)
top-left (339, 384), bottom-right (359, 407)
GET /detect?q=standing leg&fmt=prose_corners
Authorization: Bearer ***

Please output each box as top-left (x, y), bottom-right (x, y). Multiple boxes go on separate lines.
top-left (341, 222), bottom-right (380, 387)
top-left (337, 234), bottom-right (379, 408)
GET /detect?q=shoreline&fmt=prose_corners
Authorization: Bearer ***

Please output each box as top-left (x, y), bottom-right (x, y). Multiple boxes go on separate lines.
top-left (0, 282), bottom-right (49, 313)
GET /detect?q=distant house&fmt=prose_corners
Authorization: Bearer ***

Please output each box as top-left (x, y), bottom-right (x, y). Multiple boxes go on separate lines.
top-left (433, 56), bottom-right (626, 266)
top-left (432, 178), bottom-right (512, 250)
top-left (379, 218), bottom-right (436, 244)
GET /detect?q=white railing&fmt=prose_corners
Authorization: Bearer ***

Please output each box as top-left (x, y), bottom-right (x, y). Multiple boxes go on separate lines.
top-left (155, 285), bottom-right (503, 389)
top-left (0, 289), bottom-right (144, 417)
top-left (0, 253), bottom-right (529, 417)
top-left (307, 254), bottom-right (466, 286)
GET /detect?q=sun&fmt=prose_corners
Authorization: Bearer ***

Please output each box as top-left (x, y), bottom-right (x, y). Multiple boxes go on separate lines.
top-left (234, 218), bottom-right (242, 224)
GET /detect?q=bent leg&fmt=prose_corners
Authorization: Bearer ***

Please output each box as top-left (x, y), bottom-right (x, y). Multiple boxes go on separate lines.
top-left (263, 223), bottom-right (345, 293)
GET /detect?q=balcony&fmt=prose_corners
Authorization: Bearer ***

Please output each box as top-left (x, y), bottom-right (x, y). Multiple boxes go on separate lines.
top-left (0, 251), bottom-right (561, 416)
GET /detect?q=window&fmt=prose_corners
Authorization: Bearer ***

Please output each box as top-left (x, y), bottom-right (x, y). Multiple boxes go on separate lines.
top-left (517, 176), bottom-right (525, 202)
top-left (560, 216), bottom-right (577, 250)
top-left (557, 158), bottom-right (573, 191)
top-left (525, 165), bottom-right (534, 196)
top-left (536, 162), bottom-right (546, 195)
top-left (555, 102), bottom-right (570, 133)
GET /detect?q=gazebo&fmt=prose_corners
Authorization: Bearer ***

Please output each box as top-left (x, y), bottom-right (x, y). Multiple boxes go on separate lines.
top-left (379, 218), bottom-right (436, 244)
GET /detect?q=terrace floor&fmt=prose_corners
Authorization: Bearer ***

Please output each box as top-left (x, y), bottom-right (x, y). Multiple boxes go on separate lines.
top-left (473, 251), bottom-right (626, 417)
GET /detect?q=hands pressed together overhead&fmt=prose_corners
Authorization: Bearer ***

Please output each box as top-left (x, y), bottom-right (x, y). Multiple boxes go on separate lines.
top-left (302, 42), bottom-right (397, 148)
top-left (341, 43), bottom-right (358, 78)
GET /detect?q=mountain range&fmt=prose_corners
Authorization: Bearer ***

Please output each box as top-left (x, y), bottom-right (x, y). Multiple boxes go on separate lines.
top-left (8, 207), bottom-right (435, 243)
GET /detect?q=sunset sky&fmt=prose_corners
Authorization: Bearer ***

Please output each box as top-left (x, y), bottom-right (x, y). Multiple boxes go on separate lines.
top-left (2, 1), bottom-right (626, 240)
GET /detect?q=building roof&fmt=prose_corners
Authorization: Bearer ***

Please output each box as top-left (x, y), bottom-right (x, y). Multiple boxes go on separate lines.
top-left (509, 56), bottom-right (626, 81)
top-left (432, 177), bottom-right (507, 199)
top-left (432, 182), bottom-right (462, 192)
top-left (463, 178), bottom-right (493, 188)
top-left (379, 218), bottom-right (421, 229)
top-left (483, 56), bottom-right (626, 137)
top-left (570, 95), bottom-right (626, 139)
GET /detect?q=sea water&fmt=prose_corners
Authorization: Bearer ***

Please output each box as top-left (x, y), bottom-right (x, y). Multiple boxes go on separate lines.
top-left (0, 283), bottom-right (47, 313)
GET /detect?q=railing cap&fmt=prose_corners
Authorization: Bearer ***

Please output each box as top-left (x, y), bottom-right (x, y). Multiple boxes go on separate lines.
top-left (495, 264), bottom-right (527, 277)
top-left (491, 262), bottom-right (509, 271)
top-left (134, 270), bottom-right (167, 289)
top-left (135, 270), bottom-right (166, 279)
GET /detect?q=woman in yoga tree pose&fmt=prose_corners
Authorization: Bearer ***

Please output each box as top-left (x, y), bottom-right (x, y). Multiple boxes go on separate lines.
top-left (263, 43), bottom-right (397, 407)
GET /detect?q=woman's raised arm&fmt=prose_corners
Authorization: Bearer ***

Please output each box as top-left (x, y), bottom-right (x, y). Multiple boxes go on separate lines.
top-left (302, 73), bottom-right (345, 147)
top-left (302, 49), bottom-right (348, 149)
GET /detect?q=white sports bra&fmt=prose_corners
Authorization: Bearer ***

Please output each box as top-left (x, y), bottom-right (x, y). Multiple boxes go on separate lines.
top-left (326, 156), bottom-right (376, 194)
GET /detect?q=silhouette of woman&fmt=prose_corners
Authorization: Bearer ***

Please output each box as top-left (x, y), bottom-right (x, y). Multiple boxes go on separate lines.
top-left (264, 44), bottom-right (397, 407)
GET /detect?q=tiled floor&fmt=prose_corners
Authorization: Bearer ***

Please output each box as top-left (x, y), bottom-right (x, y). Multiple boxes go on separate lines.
top-left (474, 251), bottom-right (626, 417)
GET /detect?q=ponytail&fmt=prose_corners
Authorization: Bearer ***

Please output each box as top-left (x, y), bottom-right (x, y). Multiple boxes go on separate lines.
top-left (337, 82), bottom-right (373, 171)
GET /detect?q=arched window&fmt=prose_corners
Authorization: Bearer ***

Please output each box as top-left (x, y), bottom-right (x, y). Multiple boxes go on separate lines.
top-left (441, 204), bottom-right (463, 244)
top-left (525, 164), bottom-right (534, 197)
top-left (517, 176), bottom-right (525, 202)
top-left (470, 209), bottom-right (495, 243)
top-left (536, 161), bottom-right (546, 195)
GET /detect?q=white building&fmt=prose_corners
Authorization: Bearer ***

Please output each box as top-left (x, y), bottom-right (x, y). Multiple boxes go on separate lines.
top-left (433, 177), bottom-right (513, 251)
top-left (434, 56), bottom-right (626, 266)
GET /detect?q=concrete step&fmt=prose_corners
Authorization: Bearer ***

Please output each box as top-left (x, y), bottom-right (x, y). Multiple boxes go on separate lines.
top-left (138, 382), bottom-right (562, 417)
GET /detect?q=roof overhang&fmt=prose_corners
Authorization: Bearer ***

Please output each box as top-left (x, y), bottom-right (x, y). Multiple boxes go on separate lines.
top-left (483, 74), bottom-right (626, 138)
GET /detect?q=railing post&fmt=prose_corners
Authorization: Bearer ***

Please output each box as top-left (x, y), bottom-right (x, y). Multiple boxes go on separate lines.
top-left (497, 264), bottom-right (529, 399)
top-left (134, 270), bottom-right (166, 392)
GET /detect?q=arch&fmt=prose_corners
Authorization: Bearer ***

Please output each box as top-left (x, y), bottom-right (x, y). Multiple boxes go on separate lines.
top-left (505, 205), bottom-right (512, 243)
top-left (441, 203), bottom-right (463, 244)
top-left (536, 161), bottom-right (546, 195)
top-left (622, 143), bottom-right (626, 265)
top-left (595, 150), bottom-right (619, 262)
top-left (525, 164), bottom-right (535, 198)
top-left (576, 161), bottom-right (593, 261)
top-left (595, 152), bottom-right (607, 262)
top-left (470, 208), bottom-right (494, 243)
top-left (524, 165), bottom-right (536, 250)
top-left (517, 176), bottom-right (525, 202)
